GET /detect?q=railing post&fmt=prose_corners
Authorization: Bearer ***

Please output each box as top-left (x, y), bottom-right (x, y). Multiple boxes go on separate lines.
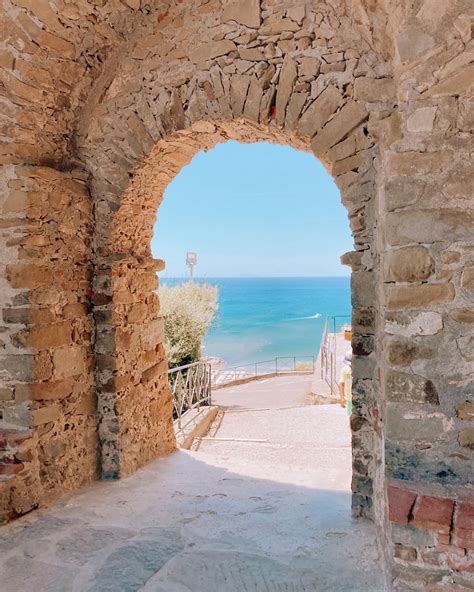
top-left (208, 364), bottom-right (212, 406)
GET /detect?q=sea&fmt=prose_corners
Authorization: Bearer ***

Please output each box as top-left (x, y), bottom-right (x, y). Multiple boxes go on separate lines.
top-left (160, 277), bottom-right (351, 368)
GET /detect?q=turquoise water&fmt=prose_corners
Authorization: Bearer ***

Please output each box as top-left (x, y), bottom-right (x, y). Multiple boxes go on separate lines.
top-left (161, 277), bottom-right (351, 366)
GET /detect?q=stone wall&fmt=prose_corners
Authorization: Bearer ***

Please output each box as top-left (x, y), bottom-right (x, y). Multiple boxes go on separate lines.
top-left (93, 254), bottom-right (175, 479)
top-left (74, 1), bottom-right (386, 529)
top-left (0, 165), bottom-right (97, 521)
top-left (0, 0), bottom-right (473, 588)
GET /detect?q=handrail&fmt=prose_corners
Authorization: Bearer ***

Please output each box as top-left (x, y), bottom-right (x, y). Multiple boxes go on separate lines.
top-left (212, 355), bottom-right (316, 386)
top-left (168, 361), bottom-right (212, 429)
top-left (319, 314), bottom-right (352, 397)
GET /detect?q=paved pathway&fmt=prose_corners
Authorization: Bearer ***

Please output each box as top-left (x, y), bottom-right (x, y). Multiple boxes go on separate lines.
top-left (0, 377), bottom-right (386, 591)
top-left (212, 373), bottom-right (313, 409)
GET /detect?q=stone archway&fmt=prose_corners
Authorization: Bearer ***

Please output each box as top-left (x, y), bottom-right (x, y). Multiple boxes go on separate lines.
top-left (71, 0), bottom-right (386, 523)
top-left (87, 118), bottom-right (381, 525)
top-left (1, 1), bottom-right (473, 588)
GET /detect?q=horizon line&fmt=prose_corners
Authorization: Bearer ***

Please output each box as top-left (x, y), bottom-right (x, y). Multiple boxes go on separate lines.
top-left (158, 275), bottom-right (351, 279)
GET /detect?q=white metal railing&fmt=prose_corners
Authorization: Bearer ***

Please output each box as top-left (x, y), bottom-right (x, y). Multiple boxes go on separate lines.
top-left (168, 361), bottom-right (212, 429)
top-left (212, 355), bottom-right (315, 386)
top-left (319, 315), bottom-right (351, 396)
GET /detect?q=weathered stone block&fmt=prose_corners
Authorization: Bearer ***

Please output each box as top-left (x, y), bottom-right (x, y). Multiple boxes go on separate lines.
top-left (275, 55), bottom-right (297, 126)
top-left (285, 92), bottom-right (307, 131)
top-left (2, 307), bottom-right (29, 324)
top-left (387, 341), bottom-right (435, 366)
top-left (386, 406), bottom-right (445, 441)
top-left (190, 40), bottom-right (236, 64)
top-left (243, 76), bottom-right (264, 122)
top-left (352, 271), bottom-right (375, 308)
top-left (6, 264), bottom-right (52, 289)
top-left (231, 75), bottom-right (251, 117)
top-left (127, 303), bottom-right (148, 323)
top-left (16, 378), bottom-right (74, 402)
top-left (424, 64), bottom-right (474, 98)
top-left (387, 152), bottom-right (451, 177)
top-left (394, 544), bottom-right (417, 562)
top-left (457, 401), bottom-right (474, 420)
top-left (450, 309), bottom-right (474, 324)
top-left (142, 360), bottom-right (167, 384)
top-left (311, 100), bottom-right (368, 156)
top-left (386, 283), bottom-right (455, 310)
top-left (352, 334), bottom-right (374, 356)
top-left (222, 0), bottom-right (260, 28)
top-left (385, 312), bottom-right (443, 336)
top-left (238, 48), bottom-right (264, 61)
top-left (0, 387), bottom-right (13, 401)
top-left (52, 346), bottom-right (85, 378)
top-left (298, 85), bottom-right (341, 137)
top-left (32, 350), bottom-right (53, 381)
top-left (384, 247), bottom-right (434, 282)
top-left (406, 107), bottom-right (437, 133)
top-left (461, 267), bottom-right (474, 292)
top-left (32, 404), bottom-right (60, 426)
top-left (27, 322), bottom-right (73, 350)
top-left (352, 307), bottom-right (375, 333)
top-left (2, 190), bottom-right (28, 213)
top-left (386, 370), bottom-right (438, 404)
top-left (458, 428), bottom-right (474, 449)
top-left (141, 318), bottom-right (165, 349)
top-left (440, 250), bottom-right (460, 264)
top-left (391, 523), bottom-right (436, 547)
top-left (0, 354), bottom-right (33, 381)
top-left (396, 26), bottom-right (434, 63)
top-left (332, 153), bottom-right (365, 176)
top-left (353, 77), bottom-right (395, 102)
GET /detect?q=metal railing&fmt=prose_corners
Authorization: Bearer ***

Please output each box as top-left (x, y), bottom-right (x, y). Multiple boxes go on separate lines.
top-left (319, 315), bottom-right (351, 396)
top-left (212, 355), bottom-right (315, 386)
top-left (168, 361), bottom-right (212, 429)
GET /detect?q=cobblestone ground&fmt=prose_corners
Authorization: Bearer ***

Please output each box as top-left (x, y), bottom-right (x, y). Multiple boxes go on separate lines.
top-left (0, 377), bottom-right (385, 591)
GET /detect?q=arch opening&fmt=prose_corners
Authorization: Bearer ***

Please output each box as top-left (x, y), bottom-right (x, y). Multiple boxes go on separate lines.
top-left (91, 118), bottom-right (381, 525)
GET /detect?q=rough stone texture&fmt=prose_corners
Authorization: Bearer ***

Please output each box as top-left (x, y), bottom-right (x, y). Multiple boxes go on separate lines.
top-left (384, 247), bottom-right (435, 282)
top-left (0, 166), bottom-right (97, 522)
top-left (0, 0), bottom-right (473, 588)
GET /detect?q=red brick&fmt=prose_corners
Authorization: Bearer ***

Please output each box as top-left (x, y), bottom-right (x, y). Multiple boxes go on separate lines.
top-left (454, 502), bottom-right (474, 550)
top-left (448, 549), bottom-right (474, 573)
top-left (412, 495), bottom-right (454, 535)
top-left (0, 461), bottom-right (24, 476)
top-left (388, 485), bottom-right (417, 524)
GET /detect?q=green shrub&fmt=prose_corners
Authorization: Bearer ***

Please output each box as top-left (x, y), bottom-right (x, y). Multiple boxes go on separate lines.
top-left (159, 281), bottom-right (219, 367)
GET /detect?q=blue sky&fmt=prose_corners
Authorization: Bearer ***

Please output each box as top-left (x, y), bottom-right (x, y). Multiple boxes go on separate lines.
top-left (152, 141), bottom-right (352, 277)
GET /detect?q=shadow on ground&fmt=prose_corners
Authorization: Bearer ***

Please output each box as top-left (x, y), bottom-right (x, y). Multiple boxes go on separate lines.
top-left (0, 445), bottom-right (385, 592)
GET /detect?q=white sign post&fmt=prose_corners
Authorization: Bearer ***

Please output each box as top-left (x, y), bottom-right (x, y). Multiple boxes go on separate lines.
top-left (186, 252), bottom-right (197, 279)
